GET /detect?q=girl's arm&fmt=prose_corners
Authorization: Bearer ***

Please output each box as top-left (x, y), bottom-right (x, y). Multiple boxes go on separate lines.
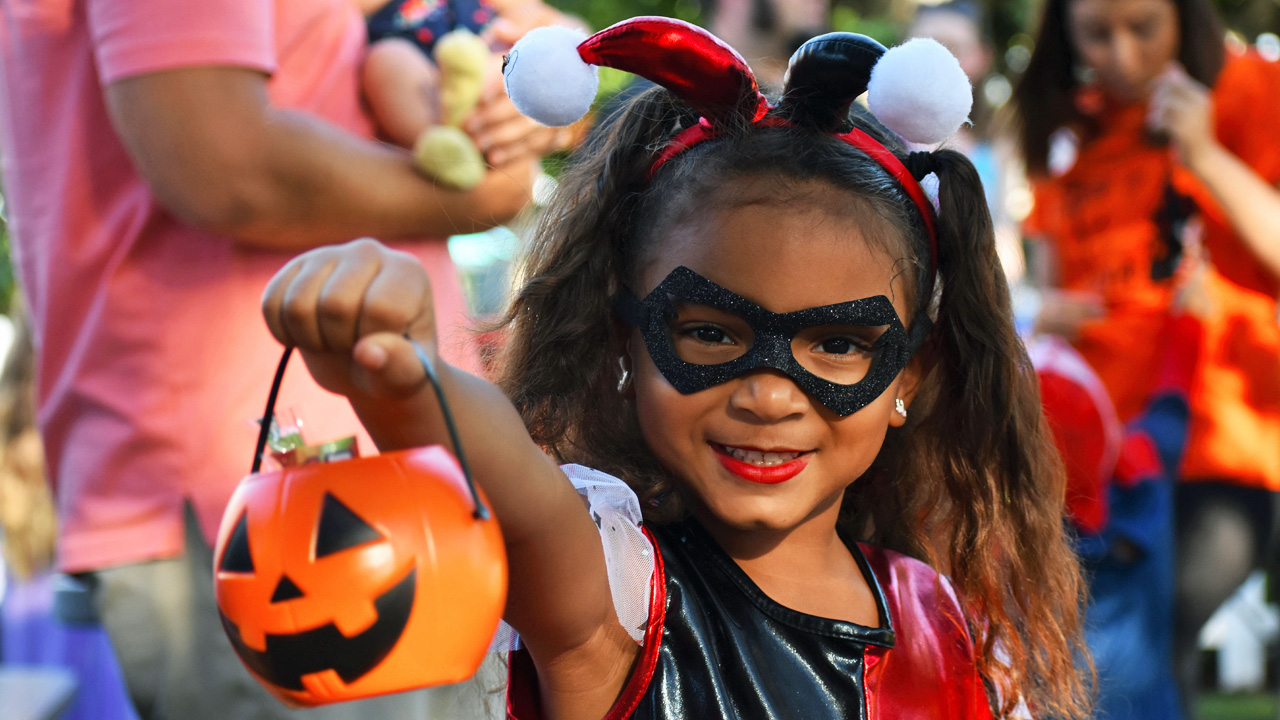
top-left (262, 239), bottom-right (640, 719)
top-left (1149, 63), bottom-right (1280, 280)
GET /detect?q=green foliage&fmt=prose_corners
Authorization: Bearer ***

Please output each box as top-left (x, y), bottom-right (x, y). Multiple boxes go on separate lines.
top-left (830, 5), bottom-right (898, 46)
top-left (0, 208), bottom-right (11, 317)
top-left (551, 0), bottom-right (701, 33)
top-left (598, 66), bottom-right (636, 98)
top-left (1197, 691), bottom-right (1280, 720)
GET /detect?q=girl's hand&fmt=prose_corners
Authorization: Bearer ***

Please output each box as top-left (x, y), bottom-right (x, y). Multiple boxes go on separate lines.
top-left (263, 243), bottom-right (632, 714)
top-left (261, 238), bottom-right (435, 402)
top-left (1148, 63), bottom-right (1219, 168)
top-left (1033, 289), bottom-right (1106, 340)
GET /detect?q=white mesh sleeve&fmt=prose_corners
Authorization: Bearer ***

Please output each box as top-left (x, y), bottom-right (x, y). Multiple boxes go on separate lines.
top-left (487, 464), bottom-right (657, 652)
top-left (562, 464), bottom-right (655, 643)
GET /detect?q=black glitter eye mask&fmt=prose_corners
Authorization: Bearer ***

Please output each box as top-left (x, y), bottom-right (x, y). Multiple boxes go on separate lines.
top-left (614, 266), bottom-right (931, 417)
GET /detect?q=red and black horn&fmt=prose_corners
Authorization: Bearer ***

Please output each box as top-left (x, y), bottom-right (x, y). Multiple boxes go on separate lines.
top-left (777, 33), bottom-right (886, 131)
top-left (581, 17), bottom-right (768, 126)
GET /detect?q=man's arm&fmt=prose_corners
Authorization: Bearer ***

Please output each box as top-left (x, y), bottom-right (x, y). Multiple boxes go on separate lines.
top-left (105, 66), bottom-right (534, 250)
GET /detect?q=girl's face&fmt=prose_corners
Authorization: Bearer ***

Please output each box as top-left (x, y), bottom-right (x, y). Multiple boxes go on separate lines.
top-left (1067, 0), bottom-right (1180, 103)
top-left (630, 181), bottom-right (919, 535)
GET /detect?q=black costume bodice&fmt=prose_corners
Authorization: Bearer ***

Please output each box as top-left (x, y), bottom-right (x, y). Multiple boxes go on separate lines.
top-left (627, 519), bottom-right (894, 719)
top-left (507, 518), bottom-right (994, 720)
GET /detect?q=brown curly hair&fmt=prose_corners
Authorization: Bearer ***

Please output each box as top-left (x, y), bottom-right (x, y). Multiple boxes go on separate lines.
top-left (492, 86), bottom-right (1090, 718)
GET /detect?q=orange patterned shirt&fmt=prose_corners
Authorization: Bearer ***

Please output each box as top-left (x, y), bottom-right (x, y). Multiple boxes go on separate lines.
top-left (1027, 51), bottom-right (1280, 489)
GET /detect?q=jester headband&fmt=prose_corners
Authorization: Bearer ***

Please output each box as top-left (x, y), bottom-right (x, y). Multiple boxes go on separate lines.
top-left (502, 18), bottom-right (972, 416)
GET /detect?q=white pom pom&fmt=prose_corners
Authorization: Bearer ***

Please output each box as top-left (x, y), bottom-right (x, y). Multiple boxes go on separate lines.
top-left (867, 38), bottom-right (972, 145)
top-left (503, 26), bottom-right (599, 127)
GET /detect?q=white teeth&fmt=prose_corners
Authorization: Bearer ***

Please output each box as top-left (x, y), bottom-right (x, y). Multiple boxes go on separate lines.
top-left (724, 446), bottom-right (803, 466)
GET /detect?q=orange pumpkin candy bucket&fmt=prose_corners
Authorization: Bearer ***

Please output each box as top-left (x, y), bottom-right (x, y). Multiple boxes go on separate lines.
top-left (213, 344), bottom-right (507, 707)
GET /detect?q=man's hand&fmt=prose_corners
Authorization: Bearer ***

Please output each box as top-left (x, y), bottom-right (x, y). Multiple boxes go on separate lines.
top-left (482, 0), bottom-right (586, 49)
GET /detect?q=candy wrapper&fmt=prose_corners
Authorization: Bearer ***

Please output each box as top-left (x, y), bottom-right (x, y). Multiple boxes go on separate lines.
top-left (273, 436), bottom-right (359, 467)
top-left (262, 414), bottom-right (360, 468)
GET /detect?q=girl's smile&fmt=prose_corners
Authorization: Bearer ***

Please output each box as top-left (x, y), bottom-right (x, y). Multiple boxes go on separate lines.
top-left (710, 442), bottom-right (813, 484)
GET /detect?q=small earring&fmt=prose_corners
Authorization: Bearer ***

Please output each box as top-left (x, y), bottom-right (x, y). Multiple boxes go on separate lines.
top-left (617, 356), bottom-right (632, 394)
top-left (895, 398), bottom-right (908, 418)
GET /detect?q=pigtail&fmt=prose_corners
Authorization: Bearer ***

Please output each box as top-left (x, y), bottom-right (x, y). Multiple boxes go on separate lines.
top-left (898, 150), bottom-right (1089, 718)
top-left (492, 88), bottom-right (697, 516)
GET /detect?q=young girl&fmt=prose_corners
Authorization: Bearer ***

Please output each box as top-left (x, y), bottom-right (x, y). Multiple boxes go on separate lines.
top-left (260, 18), bottom-right (1088, 719)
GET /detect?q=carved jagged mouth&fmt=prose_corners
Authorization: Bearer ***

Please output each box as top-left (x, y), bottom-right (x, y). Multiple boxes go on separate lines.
top-left (220, 568), bottom-right (416, 691)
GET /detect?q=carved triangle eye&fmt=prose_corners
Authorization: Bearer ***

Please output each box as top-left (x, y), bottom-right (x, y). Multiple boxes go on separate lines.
top-left (271, 574), bottom-right (305, 603)
top-left (219, 512), bottom-right (254, 573)
top-left (315, 493), bottom-right (384, 558)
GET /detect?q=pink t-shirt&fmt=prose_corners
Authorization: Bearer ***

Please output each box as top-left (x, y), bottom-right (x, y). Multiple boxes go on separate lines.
top-left (0, 0), bottom-right (476, 571)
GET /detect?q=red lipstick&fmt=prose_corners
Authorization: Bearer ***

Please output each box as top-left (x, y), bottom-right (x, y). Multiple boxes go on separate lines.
top-left (712, 445), bottom-right (811, 484)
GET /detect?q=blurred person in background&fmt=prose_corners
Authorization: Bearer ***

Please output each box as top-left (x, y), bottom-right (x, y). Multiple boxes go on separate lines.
top-left (0, 0), bottom-right (564, 716)
top-left (698, 0), bottom-right (830, 89)
top-left (1032, 308), bottom-right (1200, 720)
top-left (905, 0), bottom-right (1026, 284)
top-left (906, 1), bottom-right (995, 188)
top-left (0, 302), bottom-right (141, 720)
top-left (0, 305), bottom-right (52, 584)
top-left (1009, 0), bottom-right (1280, 707)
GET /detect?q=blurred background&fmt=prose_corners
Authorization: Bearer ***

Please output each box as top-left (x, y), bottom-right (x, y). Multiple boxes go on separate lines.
top-left (2, 0), bottom-right (1280, 718)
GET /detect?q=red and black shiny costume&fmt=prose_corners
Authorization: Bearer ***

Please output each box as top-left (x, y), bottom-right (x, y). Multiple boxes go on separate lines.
top-left (505, 20), bottom-right (989, 719)
top-left (509, 519), bottom-right (995, 719)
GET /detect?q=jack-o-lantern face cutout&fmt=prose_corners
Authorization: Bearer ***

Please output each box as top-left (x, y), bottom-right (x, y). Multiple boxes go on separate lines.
top-left (218, 495), bottom-right (418, 690)
top-left (214, 446), bottom-right (506, 707)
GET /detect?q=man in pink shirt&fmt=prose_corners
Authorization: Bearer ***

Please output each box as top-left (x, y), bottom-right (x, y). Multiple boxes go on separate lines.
top-left (0, 0), bottom-right (551, 714)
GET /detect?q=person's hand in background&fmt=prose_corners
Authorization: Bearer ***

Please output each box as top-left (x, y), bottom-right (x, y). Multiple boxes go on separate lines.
top-left (483, 0), bottom-right (587, 49)
top-left (1034, 289), bottom-right (1106, 340)
top-left (1148, 63), bottom-right (1217, 168)
top-left (464, 56), bottom-right (574, 168)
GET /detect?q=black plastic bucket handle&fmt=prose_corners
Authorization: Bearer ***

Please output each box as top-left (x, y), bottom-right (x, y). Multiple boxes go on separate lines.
top-left (249, 343), bottom-right (490, 521)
